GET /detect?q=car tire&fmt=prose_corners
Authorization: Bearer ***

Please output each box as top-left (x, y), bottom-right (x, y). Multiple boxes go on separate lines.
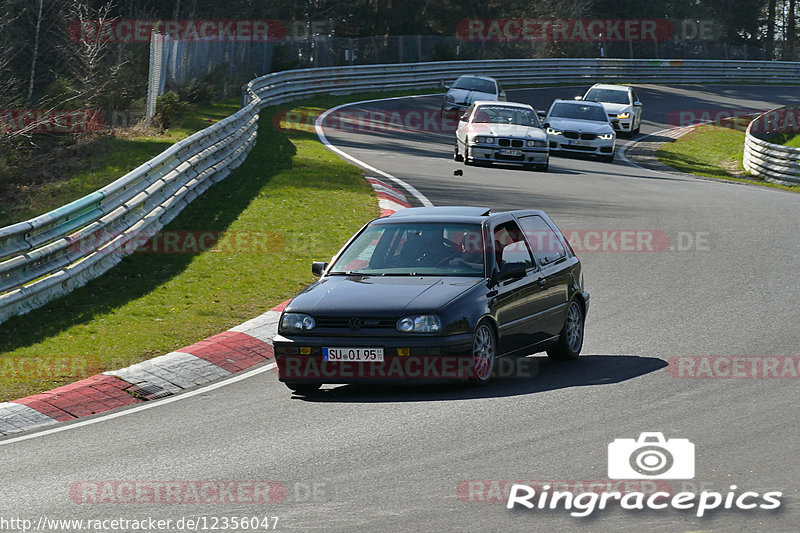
top-left (284, 382), bottom-right (322, 394)
top-left (464, 146), bottom-right (475, 166)
top-left (546, 299), bottom-right (585, 361)
top-left (454, 140), bottom-right (463, 162)
top-left (600, 151), bottom-right (615, 163)
top-left (633, 123), bottom-right (641, 135)
top-left (468, 320), bottom-right (496, 385)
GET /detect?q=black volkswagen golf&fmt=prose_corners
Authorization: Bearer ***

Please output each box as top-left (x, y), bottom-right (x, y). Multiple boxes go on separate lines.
top-left (273, 206), bottom-right (589, 393)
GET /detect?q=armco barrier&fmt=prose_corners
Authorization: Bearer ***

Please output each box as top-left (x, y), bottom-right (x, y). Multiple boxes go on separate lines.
top-left (3, 58), bottom-right (800, 324)
top-left (743, 105), bottom-right (800, 185)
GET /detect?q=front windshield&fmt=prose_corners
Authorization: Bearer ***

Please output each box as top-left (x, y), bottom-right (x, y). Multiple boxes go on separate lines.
top-left (452, 77), bottom-right (497, 94)
top-left (472, 106), bottom-right (540, 127)
top-left (549, 102), bottom-right (608, 122)
top-left (330, 222), bottom-right (485, 276)
top-left (585, 88), bottom-right (630, 104)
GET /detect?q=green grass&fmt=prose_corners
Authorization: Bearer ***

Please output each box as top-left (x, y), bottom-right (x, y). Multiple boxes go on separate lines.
top-left (0, 101), bottom-right (241, 228)
top-left (656, 118), bottom-right (800, 193)
top-left (765, 132), bottom-right (800, 148)
top-left (656, 123), bottom-right (748, 179)
top-left (0, 94), bottom-right (392, 402)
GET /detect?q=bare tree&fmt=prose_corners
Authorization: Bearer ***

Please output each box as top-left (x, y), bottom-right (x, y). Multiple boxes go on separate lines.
top-left (57, 0), bottom-right (120, 110)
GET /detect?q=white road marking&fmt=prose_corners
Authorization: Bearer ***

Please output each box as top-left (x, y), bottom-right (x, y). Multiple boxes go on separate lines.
top-left (0, 363), bottom-right (276, 447)
top-left (315, 95), bottom-right (436, 207)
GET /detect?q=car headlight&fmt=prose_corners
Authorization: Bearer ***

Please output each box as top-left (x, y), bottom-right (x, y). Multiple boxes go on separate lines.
top-left (616, 112), bottom-right (631, 119)
top-left (397, 315), bottom-right (441, 333)
top-left (546, 128), bottom-right (563, 136)
top-left (474, 136), bottom-right (494, 144)
top-left (598, 133), bottom-right (614, 140)
top-left (527, 140), bottom-right (546, 147)
top-left (281, 313), bottom-right (316, 332)
top-left (445, 94), bottom-right (455, 103)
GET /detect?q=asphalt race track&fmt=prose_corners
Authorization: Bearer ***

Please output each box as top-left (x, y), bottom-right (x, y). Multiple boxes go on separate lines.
top-left (2, 85), bottom-right (799, 532)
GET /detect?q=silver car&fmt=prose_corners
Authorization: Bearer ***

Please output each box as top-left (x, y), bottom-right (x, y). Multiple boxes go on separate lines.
top-left (442, 75), bottom-right (506, 115)
top-left (543, 99), bottom-right (616, 163)
top-left (454, 101), bottom-right (549, 171)
top-left (582, 83), bottom-right (643, 136)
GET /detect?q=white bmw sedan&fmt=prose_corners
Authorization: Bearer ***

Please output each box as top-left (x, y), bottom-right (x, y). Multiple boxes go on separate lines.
top-left (454, 101), bottom-right (549, 171)
top-left (543, 99), bottom-right (616, 163)
top-left (442, 75), bottom-right (506, 115)
top-left (582, 83), bottom-right (643, 136)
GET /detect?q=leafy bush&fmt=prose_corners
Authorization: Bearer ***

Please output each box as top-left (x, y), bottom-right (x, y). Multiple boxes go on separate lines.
top-left (154, 91), bottom-right (188, 129)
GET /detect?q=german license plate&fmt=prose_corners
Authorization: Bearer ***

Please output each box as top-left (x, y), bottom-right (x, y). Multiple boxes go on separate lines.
top-left (568, 140), bottom-right (587, 146)
top-left (499, 149), bottom-right (522, 156)
top-left (323, 347), bottom-right (384, 362)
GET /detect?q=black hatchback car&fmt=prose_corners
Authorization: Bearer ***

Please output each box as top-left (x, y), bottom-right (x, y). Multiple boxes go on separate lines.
top-left (273, 206), bottom-right (589, 393)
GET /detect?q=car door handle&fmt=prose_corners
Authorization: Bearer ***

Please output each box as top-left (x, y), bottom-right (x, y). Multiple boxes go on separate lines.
top-left (534, 277), bottom-right (546, 287)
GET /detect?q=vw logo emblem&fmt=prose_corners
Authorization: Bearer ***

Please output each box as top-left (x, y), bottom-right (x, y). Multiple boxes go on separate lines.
top-left (348, 318), bottom-right (363, 331)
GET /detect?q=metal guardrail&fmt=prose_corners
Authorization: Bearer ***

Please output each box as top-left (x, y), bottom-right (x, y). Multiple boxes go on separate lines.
top-left (0, 100), bottom-right (259, 323)
top-left (3, 58), bottom-right (800, 324)
top-left (743, 106), bottom-right (800, 185)
top-left (241, 58), bottom-right (800, 108)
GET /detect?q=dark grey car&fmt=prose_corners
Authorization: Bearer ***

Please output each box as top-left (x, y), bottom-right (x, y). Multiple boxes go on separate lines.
top-left (273, 206), bottom-right (589, 393)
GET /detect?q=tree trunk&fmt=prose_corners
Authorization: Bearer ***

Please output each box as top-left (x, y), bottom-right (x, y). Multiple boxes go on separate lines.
top-left (25, 0), bottom-right (44, 107)
top-left (788, 0), bottom-right (796, 60)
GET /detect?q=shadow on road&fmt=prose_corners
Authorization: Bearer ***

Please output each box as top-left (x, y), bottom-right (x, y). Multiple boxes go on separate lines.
top-left (292, 354), bottom-right (667, 403)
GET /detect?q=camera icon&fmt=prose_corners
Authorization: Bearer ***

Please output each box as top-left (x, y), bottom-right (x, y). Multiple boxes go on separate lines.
top-left (608, 432), bottom-right (695, 479)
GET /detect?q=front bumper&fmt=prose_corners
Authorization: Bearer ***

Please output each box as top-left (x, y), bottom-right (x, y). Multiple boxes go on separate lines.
top-left (610, 119), bottom-right (632, 132)
top-left (468, 144), bottom-right (548, 165)
top-left (547, 135), bottom-right (614, 155)
top-left (273, 333), bottom-right (474, 383)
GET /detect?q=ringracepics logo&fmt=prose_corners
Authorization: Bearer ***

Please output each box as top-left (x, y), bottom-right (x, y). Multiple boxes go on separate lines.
top-left (506, 433), bottom-right (783, 517)
top-left (608, 432), bottom-right (694, 479)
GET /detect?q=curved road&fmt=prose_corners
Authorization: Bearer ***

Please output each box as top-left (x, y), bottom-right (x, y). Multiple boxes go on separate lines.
top-left (1, 85), bottom-right (799, 533)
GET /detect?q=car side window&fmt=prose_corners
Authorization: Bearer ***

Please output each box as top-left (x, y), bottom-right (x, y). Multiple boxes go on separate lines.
top-left (492, 221), bottom-right (533, 271)
top-left (517, 215), bottom-right (567, 267)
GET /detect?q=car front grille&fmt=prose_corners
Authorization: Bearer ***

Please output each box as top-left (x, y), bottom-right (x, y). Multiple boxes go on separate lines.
top-left (314, 316), bottom-right (397, 330)
top-left (563, 131), bottom-right (596, 140)
top-left (498, 138), bottom-right (524, 148)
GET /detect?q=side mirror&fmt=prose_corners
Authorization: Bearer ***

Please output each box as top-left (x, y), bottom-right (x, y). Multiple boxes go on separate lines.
top-left (633, 101), bottom-right (642, 106)
top-left (443, 83), bottom-right (451, 89)
top-left (574, 95), bottom-right (583, 100)
top-left (542, 122), bottom-right (550, 129)
top-left (459, 113), bottom-right (469, 122)
top-left (490, 262), bottom-right (526, 286)
top-left (311, 261), bottom-right (328, 277)
top-left (499, 91), bottom-right (507, 100)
